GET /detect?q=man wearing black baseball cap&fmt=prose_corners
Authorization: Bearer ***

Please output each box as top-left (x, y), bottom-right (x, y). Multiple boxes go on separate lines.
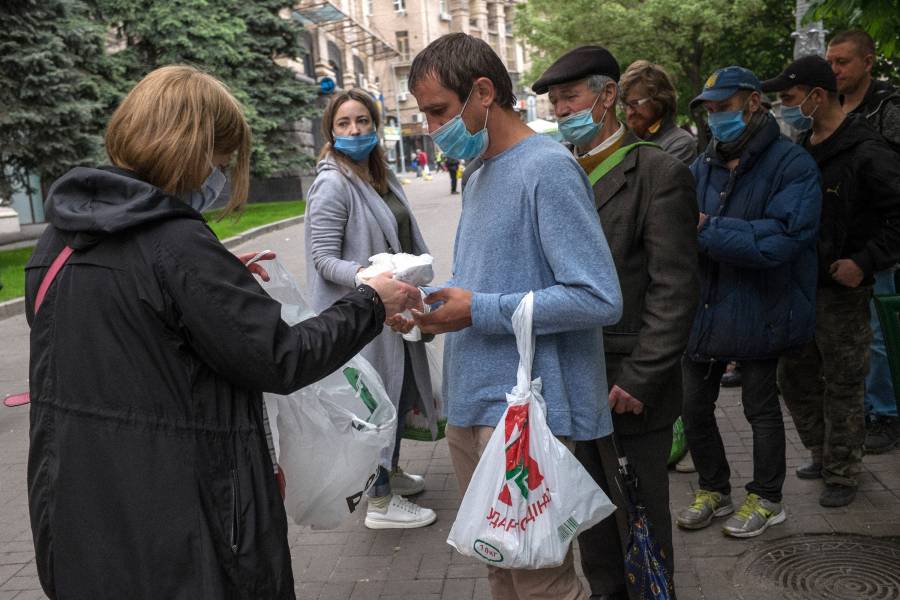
top-left (763, 55), bottom-right (900, 508)
top-left (534, 46), bottom-right (699, 600)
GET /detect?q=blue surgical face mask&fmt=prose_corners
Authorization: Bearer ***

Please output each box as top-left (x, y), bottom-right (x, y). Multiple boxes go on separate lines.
top-left (781, 89), bottom-right (818, 132)
top-left (708, 108), bottom-right (748, 142)
top-left (188, 167), bottom-right (227, 213)
top-left (558, 94), bottom-right (607, 148)
top-left (333, 130), bottom-right (379, 162)
top-left (430, 88), bottom-right (489, 161)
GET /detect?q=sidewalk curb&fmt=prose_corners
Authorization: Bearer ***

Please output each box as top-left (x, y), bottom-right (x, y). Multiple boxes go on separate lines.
top-left (0, 297), bottom-right (26, 321)
top-left (220, 214), bottom-right (304, 250)
top-left (0, 215), bottom-right (305, 321)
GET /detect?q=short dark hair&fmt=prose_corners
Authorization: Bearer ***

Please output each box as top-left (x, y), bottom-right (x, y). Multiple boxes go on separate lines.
top-left (408, 33), bottom-right (515, 108)
top-left (829, 30), bottom-right (876, 57)
top-left (796, 84), bottom-right (840, 102)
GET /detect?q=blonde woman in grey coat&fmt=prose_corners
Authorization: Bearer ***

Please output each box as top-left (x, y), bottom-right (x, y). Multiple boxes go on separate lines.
top-left (304, 89), bottom-right (437, 529)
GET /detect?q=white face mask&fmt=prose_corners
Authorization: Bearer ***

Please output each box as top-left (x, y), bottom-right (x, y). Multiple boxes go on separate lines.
top-left (188, 167), bottom-right (227, 213)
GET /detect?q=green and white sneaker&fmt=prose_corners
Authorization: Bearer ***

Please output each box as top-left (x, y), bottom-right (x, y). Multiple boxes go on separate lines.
top-left (676, 490), bottom-right (734, 530)
top-left (722, 493), bottom-right (785, 538)
top-left (389, 467), bottom-right (425, 496)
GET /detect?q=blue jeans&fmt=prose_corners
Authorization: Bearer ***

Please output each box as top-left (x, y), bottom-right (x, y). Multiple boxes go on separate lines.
top-left (866, 270), bottom-right (898, 418)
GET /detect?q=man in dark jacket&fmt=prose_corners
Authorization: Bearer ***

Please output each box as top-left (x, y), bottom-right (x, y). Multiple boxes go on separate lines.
top-left (764, 55), bottom-right (900, 507)
top-left (446, 156), bottom-right (460, 194)
top-left (676, 66), bottom-right (822, 538)
top-left (827, 30), bottom-right (900, 453)
top-left (534, 46), bottom-right (699, 599)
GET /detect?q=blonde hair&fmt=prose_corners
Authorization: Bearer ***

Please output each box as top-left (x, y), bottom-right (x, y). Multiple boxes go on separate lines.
top-left (319, 89), bottom-right (389, 195)
top-left (105, 65), bottom-right (251, 215)
top-left (620, 60), bottom-right (678, 121)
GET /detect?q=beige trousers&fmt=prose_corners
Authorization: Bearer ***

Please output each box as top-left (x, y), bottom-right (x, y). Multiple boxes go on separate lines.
top-left (446, 424), bottom-right (588, 600)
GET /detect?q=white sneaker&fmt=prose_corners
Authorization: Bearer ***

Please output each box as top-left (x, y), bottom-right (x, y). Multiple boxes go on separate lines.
top-left (390, 467), bottom-right (425, 496)
top-left (364, 495), bottom-right (436, 529)
top-left (675, 452), bottom-right (696, 473)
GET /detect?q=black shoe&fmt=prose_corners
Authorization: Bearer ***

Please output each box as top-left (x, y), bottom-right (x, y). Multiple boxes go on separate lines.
top-left (819, 484), bottom-right (857, 507)
top-left (796, 461), bottom-right (823, 479)
top-left (720, 367), bottom-right (742, 387)
top-left (865, 416), bottom-right (900, 454)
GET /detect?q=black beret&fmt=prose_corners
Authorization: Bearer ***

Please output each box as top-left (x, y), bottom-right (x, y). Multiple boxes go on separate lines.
top-left (532, 46), bottom-right (620, 95)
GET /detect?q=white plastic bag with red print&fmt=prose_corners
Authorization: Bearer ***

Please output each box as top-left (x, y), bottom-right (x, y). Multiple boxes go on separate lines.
top-left (446, 292), bottom-right (616, 569)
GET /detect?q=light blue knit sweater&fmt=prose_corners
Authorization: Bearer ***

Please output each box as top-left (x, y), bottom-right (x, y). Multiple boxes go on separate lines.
top-left (435, 134), bottom-right (623, 441)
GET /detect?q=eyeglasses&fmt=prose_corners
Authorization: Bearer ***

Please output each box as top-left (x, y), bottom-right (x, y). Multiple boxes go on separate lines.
top-left (619, 97), bottom-right (653, 110)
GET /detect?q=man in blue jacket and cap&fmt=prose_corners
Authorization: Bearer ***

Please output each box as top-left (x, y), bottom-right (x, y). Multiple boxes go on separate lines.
top-left (675, 66), bottom-right (822, 538)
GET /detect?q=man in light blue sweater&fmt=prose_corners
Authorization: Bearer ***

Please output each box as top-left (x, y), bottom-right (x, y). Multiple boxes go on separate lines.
top-left (407, 33), bottom-right (623, 600)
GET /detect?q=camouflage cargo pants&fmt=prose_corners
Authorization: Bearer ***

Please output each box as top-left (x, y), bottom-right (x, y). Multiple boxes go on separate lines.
top-left (778, 285), bottom-right (873, 488)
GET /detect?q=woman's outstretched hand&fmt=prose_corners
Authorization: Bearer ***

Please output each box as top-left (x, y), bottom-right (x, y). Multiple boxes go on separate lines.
top-left (366, 273), bottom-right (423, 319)
top-left (237, 251), bottom-right (277, 281)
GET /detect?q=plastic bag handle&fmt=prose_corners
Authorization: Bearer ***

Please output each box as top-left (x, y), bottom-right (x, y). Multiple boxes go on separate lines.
top-left (511, 292), bottom-right (535, 395)
top-left (244, 249), bottom-right (275, 267)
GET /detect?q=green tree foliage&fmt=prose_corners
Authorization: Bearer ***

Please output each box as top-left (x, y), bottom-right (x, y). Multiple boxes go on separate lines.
top-left (92, 0), bottom-right (318, 178)
top-left (0, 0), bottom-right (109, 201)
top-left (515, 0), bottom-right (794, 129)
top-left (0, 0), bottom-right (317, 201)
top-left (809, 0), bottom-right (900, 58)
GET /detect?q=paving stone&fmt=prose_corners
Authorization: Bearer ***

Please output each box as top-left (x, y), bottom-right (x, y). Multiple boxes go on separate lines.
top-left (317, 581), bottom-right (355, 600)
top-left (440, 577), bottom-right (475, 600)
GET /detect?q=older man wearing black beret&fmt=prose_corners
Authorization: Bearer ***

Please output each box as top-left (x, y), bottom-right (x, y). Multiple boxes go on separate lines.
top-left (534, 47), bottom-right (699, 600)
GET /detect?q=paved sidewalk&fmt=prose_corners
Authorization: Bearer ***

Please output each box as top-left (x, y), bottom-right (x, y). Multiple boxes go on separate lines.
top-left (1, 173), bottom-right (899, 599)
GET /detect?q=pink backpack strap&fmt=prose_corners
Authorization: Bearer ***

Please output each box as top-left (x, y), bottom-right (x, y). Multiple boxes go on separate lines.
top-left (3, 245), bottom-right (74, 408)
top-left (35, 245), bottom-right (74, 315)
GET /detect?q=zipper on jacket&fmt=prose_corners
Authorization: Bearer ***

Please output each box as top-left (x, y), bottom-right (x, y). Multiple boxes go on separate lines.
top-left (230, 468), bottom-right (240, 555)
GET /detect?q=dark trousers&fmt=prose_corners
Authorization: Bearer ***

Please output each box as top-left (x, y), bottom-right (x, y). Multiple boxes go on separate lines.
top-left (778, 285), bottom-right (872, 487)
top-left (369, 344), bottom-right (416, 497)
top-left (449, 168), bottom-right (458, 193)
top-left (575, 427), bottom-right (674, 598)
top-left (682, 357), bottom-right (785, 502)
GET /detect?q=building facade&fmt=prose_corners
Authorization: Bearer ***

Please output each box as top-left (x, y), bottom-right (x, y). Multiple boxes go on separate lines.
top-left (280, 0), bottom-right (545, 175)
top-left (368, 0), bottom-right (535, 170)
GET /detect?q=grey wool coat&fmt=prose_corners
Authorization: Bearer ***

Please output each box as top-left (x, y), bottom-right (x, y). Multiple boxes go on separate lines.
top-left (304, 153), bottom-right (438, 439)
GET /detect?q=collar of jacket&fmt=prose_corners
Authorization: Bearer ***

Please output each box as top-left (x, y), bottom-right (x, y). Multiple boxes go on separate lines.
top-left (592, 131), bottom-right (643, 210)
top-left (801, 113), bottom-right (882, 164)
top-left (646, 117), bottom-right (677, 140)
top-left (317, 153), bottom-right (408, 252)
top-left (853, 79), bottom-right (900, 120)
top-left (704, 113), bottom-right (780, 176)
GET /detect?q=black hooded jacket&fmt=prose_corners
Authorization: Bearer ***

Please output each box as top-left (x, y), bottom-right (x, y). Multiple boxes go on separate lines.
top-left (803, 114), bottom-right (900, 286)
top-left (851, 78), bottom-right (900, 153)
top-left (25, 167), bottom-right (385, 599)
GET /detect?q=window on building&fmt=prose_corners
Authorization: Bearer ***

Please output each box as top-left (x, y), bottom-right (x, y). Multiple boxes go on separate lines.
top-left (396, 31), bottom-right (410, 61)
top-left (327, 41), bottom-right (344, 88)
top-left (298, 30), bottom-right (314, 78)
top-left (398, 77), bottom-right (409, 96)
top-left (439, 0), bottom-right (447, 14)
top-left (363, 0), bottom-right (373, 16)
top-left (393, 0), bottom-right (406, 13)
top-left (353, 55), bottom-right (366, 88)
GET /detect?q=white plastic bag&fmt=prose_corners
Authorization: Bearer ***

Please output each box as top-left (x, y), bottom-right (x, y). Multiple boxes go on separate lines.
top-left (357, 253), bottom-right (433, 342)
top-left (254, 258), bottom-right (398, 530)
top-left (402, 343), bottom-right (446, 441)
top-left (446, 292), bottom-right (616, 569)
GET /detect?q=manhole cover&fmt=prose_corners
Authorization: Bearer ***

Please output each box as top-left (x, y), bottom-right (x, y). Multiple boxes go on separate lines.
top-left (733, 535), bottom-right (900, 600)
